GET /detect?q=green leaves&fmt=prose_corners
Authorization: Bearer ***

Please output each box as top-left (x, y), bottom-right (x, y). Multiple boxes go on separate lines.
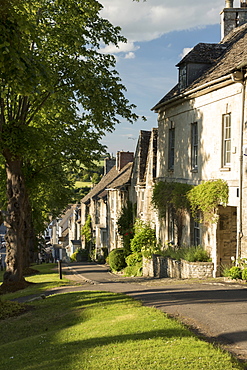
top-left (187, 179), bottom-right (229, 223)
top-left (152, 179), bottom-right (229, 224)
top-left (0, 0), bottom-right (139, 236)
top-left (152, 181), bottom-right (192, 217)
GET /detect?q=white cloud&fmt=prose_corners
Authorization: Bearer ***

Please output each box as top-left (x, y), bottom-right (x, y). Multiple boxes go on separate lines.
top-left (125, 52), bottom-right (136, 59)
top-left (180, 48), bottom-right (193, 59)
top-left (100, 0), bottom-right (223, 43)
top-left (100, 41), bottom-right (140, 56)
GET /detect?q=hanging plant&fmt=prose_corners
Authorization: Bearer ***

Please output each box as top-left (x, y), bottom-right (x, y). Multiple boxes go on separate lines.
top-left (187, 179), bottom-right (229, 223)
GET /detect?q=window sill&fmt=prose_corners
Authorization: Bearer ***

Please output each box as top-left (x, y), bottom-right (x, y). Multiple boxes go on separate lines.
top-left (220, 167), bottom-right (231, 172)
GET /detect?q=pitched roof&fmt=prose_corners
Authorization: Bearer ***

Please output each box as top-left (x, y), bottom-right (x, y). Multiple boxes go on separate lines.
top-left (153, 23), bottom-right (247, 110)
top-left (107, 162), bottom-right (133, 190)
top-left (176, 43), bottom-right (226, 66)
top-left (81, 162), bottom-right (133, 203)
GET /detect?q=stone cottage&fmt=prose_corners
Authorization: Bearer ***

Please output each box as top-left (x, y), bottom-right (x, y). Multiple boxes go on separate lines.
top-left (80, 152), bottom-right (134, 255)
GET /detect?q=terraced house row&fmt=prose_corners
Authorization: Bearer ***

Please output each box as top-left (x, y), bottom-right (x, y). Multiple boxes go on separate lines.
top-left (47, 0), bottom-right (247, 277)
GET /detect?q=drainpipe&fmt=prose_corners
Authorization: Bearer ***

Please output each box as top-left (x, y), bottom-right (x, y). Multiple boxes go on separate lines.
top-left (233, 70), bottom-right (246, 263)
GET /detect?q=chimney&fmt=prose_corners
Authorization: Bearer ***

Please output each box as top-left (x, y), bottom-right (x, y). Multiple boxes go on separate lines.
top-left (225, 0), bottom-right (234, 7)
top-left (116, 151), bottom-right (134, 171)
top-left (221, 0), bottom-right (247, 39)
top-left (104, 157), bottom-right (116, 175)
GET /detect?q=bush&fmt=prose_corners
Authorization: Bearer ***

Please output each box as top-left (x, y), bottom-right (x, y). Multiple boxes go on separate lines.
top-left (242, 268), bottom-right (247, 280)
top-left (228, 266), bottom-right (242, 280)
top-left (125, 252), bottom-right (142, 267)
top-left (162, 245), bottom-right (210, 262)
top-left (130, 219), bottom-right (157, 258)
top-left (108, 248), bottom-right (127, 272)
top-left (124, 262), bottom-right (143, 277)
top-left (183, 246), bottom-right (210, 262)
top-left (70, 249), bottom-right (88, 262)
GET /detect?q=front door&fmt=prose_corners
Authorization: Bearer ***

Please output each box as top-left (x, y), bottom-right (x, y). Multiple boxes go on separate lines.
top-left (216, 206), bottom-right (237, 275)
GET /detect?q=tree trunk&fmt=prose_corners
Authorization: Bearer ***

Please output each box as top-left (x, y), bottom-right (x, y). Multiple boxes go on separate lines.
top-left (3, 157), bottom-right (27, 284)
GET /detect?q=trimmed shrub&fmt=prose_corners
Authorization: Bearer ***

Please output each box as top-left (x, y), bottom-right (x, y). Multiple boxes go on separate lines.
top-left (228, 266), bottom-right (242, 280)
top-left (108, 248), bottom-right (127, 271)
top-left (242, 268), bottom-right (247, 280)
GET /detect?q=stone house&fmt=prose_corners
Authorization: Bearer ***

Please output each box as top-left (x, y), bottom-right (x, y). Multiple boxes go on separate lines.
top-left (80, 152), bottom-right (134, 256)
top-left (152, 0), bottom-right (247, 276)
top-left (130, 129), bottom-right (158, 227)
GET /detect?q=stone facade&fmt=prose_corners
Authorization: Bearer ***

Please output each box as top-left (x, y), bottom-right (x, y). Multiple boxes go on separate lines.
top-left (152, 3), bottom-right (247, 277)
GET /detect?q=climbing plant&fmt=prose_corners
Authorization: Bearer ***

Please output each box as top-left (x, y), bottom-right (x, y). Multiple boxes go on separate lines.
top-left (187, 179), bottom-right (229, 223)
top-left (117, 201), bottom-right (134, 255)
top-left (81, 214), bottom-right (92, 249)
top-left (152, 181), bottom-right (192, 245)
top-left (152, 181), bottom-right (192, 217)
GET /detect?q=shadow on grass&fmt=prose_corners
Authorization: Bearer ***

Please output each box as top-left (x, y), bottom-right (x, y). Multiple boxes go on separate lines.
top-left (0, 291), bottom-right (243, 370)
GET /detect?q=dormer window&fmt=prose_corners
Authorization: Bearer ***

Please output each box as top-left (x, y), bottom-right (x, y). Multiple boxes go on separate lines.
top-left (179, 64), bottom-right (187, 90)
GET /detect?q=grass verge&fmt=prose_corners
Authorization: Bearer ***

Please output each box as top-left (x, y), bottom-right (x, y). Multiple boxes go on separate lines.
top-left (0, 263), bottom-right (72, 301)
top-left (0, 264), bottom-right (245, 370)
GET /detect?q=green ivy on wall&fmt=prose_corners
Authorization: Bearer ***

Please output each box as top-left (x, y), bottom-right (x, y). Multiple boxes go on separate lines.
top-left (152, 179), bottom-right (229, 225)
top-left (81, 214), bottom-right (92, 248)
top-left (152, 181), bottom-right (192, 217)
top-left (187, 179), bottom-right (229, 223)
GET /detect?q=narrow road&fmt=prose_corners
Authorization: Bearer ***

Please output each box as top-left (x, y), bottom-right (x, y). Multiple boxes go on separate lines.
top-left (63, 262), bottom-right (247, 364)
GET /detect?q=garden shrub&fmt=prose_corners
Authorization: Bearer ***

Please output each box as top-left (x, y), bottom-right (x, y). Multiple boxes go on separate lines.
top-left (124, 262), bottom-right (143, 277)
top-left (162, 245), bottom-right (211, 262)
top-left (125, 252), bottom-right (142, 267)
top-left (242, 268), bottom-right (247, 280)
top-left (70, 248), bottom-right (88, 262)
top-left (228, 266), bottom-right (242, 280)
top-left (108, 248), bottom-right (127, 271)
top-left (130, 219), bottom-right (157, 258)
top-left (183, 246), bottom-right (210, 262)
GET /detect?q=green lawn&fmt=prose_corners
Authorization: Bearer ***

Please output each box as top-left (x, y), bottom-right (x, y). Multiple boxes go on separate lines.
top-left (0, 265), bottom-right (244, 370)
top-left (0, 263), bottom-right (72, 301)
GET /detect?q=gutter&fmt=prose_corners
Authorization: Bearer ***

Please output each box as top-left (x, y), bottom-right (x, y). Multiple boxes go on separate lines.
top-left (235, 72), bottom-right (246, 262)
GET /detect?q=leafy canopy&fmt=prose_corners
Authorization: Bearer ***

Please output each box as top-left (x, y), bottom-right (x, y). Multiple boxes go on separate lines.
top-left (0, 0), bottom-right (140, 232)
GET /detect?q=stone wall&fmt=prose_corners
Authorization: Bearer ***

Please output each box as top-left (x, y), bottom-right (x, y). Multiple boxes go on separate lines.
top-left (143, 255), bottom-right (214, 279)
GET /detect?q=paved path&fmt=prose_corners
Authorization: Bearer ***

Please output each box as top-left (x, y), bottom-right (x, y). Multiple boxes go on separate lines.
top-left (19, 262), bottom-right (247, 365)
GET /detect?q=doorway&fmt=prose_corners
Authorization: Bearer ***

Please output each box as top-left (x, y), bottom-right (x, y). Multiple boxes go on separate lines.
top-left (216, 206), bottom-right (237, 275)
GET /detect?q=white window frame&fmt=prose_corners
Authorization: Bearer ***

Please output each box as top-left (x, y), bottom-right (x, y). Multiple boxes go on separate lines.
top-left (222, 113), bottom-right (231, 167)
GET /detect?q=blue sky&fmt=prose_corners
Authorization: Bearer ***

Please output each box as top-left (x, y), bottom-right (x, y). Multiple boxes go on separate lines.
top-left (99, 0), bottom-right (226, 155)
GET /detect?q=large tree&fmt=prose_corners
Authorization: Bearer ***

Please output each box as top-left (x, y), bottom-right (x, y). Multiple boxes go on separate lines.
top-left (0, 0), bottom-right (138, 287)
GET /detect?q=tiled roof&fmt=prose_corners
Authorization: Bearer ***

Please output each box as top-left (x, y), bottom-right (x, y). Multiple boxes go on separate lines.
top-left (107, 162), bottom-right (133, 190)
top-left (176, 43), bottom-right (226, 66)
top-left (153, 23), bottom-right (247, 110)
top-left (81, 162), bottom-right (133, 203)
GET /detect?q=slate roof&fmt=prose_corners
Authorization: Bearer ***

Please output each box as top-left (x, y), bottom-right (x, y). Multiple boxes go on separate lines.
top-left (81, 162), bottom-right (133, 203)
top-left (137, 130), bottom-right (152, 183)
top-left (176, 43), bottom-right (226, 66)
top-left (153, 23), bottom-right (247, 110)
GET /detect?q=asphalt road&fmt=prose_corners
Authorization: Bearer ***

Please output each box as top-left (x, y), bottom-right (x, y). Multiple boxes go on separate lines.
top-left (62, 262), bottom-right (247, 365)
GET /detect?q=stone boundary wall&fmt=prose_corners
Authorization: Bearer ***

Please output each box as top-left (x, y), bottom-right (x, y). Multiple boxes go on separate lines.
top-left (143, 255), bottom-right (214, 279)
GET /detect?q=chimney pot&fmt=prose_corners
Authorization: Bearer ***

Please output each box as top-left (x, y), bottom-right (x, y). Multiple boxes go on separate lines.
top-left (225, 0), bottom-right (234, 7)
